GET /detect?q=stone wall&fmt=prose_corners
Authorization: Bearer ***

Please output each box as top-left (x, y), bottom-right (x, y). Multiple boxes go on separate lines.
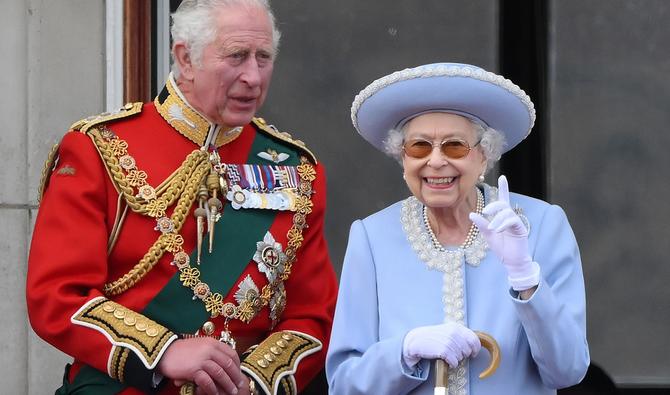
top-left (1, 1), bottom-right (105, 393)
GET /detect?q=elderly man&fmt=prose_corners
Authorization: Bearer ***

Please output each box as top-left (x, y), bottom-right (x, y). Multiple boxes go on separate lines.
top-left (26, 1), bottom-right (337, 394)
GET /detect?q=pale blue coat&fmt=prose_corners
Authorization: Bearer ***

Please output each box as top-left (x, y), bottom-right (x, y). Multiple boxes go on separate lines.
top-left (326, 191), bottom-right (590, 395)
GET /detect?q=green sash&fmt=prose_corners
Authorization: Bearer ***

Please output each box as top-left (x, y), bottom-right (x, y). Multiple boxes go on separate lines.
top-left (143, 130), bottom-right (300, 332)
top-left (63, 130), bottom-right (300, 392)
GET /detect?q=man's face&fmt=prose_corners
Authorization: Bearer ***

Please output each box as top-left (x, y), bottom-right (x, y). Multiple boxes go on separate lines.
top-left (183, 5), bottom-right (275, 128)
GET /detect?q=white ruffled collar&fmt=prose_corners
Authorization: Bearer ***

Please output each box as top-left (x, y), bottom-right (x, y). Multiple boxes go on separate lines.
top-left (400, 184), bottom-right (497, 271)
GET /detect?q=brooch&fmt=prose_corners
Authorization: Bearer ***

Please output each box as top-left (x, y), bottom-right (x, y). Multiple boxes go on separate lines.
top-left (513, 205), bottom-right (531, 234)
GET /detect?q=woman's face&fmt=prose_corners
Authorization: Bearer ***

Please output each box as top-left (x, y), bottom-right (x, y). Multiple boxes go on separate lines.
top-left (402, 113), bottom-right (487, 210)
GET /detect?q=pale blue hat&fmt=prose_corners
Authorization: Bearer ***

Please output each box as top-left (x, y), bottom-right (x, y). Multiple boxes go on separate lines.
top-left (351, 63), bottom-right (536, 153)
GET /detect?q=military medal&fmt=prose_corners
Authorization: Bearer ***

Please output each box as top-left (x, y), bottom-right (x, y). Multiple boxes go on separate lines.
top-left (228, 185), bottom-right (248, 209)
top-left (253, 232), bottom-right (289, 327)
top-left (223, 164), bottom-right (301, 211)
top-left (253, 232), bottom-right (287, 283)
top-left (220, 302), bottom-right (238, 350)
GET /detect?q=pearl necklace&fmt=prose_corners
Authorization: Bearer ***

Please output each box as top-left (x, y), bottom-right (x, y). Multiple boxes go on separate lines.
top-left (422, 187), bottom-right (484, 252)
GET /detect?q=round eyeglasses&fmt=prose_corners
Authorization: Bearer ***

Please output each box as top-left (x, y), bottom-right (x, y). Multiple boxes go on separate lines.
top-left (402, 138), bottom-right (481, 159)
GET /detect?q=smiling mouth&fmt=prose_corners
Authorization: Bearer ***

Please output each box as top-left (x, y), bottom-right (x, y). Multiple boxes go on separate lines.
top-left (424, 177), bottom-right (456, 185)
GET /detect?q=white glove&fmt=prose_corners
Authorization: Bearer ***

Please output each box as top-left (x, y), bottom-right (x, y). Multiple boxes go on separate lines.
top-left (469, 175), bottom-right (540, 291)
top-left (402, 322), bottom-right (481, 369)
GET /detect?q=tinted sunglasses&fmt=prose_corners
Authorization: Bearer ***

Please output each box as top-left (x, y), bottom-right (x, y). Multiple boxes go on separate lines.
top-left (402, 138), bottom-right (481, 159)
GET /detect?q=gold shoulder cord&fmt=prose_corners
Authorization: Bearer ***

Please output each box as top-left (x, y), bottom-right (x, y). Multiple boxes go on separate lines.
top-left (92, 119), bottom-right (319, 303)
top-left (89, 127), bottom-right (208, 215)
top-left (37, 142), bottom-right (60, 203)
top-left (87, 127), bottom-right (211, 295)
top-left (39, 103), bottom-right (144, 203)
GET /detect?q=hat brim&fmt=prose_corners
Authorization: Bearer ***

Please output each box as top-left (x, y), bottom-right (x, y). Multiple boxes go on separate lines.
top-left (351, 63), bottom-right (535, 154)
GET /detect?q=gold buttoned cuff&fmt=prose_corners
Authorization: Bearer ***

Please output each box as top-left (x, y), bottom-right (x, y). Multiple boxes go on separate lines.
top-left (71, 296), bottom-right (177, 370)
top-left (240, 330), bottom-right (322, 395)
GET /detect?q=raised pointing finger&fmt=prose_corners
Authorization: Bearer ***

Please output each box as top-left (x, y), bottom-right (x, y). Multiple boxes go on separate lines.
top-left (497, 175), bottom-right (510, 204)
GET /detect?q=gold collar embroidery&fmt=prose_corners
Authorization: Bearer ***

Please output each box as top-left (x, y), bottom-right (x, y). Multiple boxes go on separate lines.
top-left (154, 74), bottom-right (242, 147)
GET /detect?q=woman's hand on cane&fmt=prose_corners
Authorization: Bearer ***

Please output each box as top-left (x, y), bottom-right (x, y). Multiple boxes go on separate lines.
top-left (402, 322), bottom-right (481, 369)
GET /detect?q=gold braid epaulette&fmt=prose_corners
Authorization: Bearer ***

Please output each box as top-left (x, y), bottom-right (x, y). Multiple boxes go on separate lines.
top-left (73, 102), bottom-right (144, 134)
top-left (86, 127), bottom-right (211, 295)
top-left (252, 118), bottom-right (317, 164)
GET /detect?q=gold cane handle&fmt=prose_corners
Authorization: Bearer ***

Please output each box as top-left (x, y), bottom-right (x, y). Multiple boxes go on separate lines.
top-left (434, 331), bottom-right (500, 394)
top-left (473, 331), bottom-right (500, 379)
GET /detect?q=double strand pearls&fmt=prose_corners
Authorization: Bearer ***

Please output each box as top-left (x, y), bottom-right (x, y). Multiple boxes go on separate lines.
top-left (422, 187), bottom-right (484, 252)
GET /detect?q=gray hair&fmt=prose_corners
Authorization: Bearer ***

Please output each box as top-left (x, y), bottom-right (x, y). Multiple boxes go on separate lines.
top-left (383, 118), bottom-right (506, 173)
top-left (171, 0), bottom-right (281, 75)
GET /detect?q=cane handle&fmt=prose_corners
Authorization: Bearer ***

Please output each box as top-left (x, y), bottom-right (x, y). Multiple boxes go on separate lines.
top-left (434, 331), bottom-right (500, 393)
top-left (474, 331), bottom-right (500, 379)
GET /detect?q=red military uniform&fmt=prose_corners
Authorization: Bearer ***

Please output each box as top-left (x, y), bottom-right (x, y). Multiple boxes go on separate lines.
top-left (27, 77), bottom-right (338, 394)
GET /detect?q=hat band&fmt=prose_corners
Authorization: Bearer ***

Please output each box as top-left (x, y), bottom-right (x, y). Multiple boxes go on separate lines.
top-left (396, 109), bottom-right (488, 131)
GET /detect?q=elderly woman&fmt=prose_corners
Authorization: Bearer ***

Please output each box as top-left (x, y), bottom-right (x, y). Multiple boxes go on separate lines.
top-left (326, 63), bottom-right (590, 394)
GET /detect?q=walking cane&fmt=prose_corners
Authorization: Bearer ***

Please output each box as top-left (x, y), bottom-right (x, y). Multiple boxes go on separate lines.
top-left (434, 331), bottom-right (500, 395)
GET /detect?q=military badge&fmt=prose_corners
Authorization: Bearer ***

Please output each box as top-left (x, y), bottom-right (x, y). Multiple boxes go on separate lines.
top-left (253, 232), bottom-right (287, 283)
top-left (168, 103), bottom-right (196, 129)
top-left (56, 165), bottom-right (76, 176)
top-left (257, 148), bottom-right (290, 164)
top-left (234, 275), bottom-right (260, 323)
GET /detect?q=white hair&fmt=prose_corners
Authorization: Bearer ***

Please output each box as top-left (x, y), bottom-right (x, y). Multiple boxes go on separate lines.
top-left (382, 118), bottom-right (506, 173)
top-left (170, 0), bottom-right (281, 75)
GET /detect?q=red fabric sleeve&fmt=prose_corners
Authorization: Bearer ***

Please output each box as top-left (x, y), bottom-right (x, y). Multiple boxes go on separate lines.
top-left (27, 131), bottom-right (121, 374)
